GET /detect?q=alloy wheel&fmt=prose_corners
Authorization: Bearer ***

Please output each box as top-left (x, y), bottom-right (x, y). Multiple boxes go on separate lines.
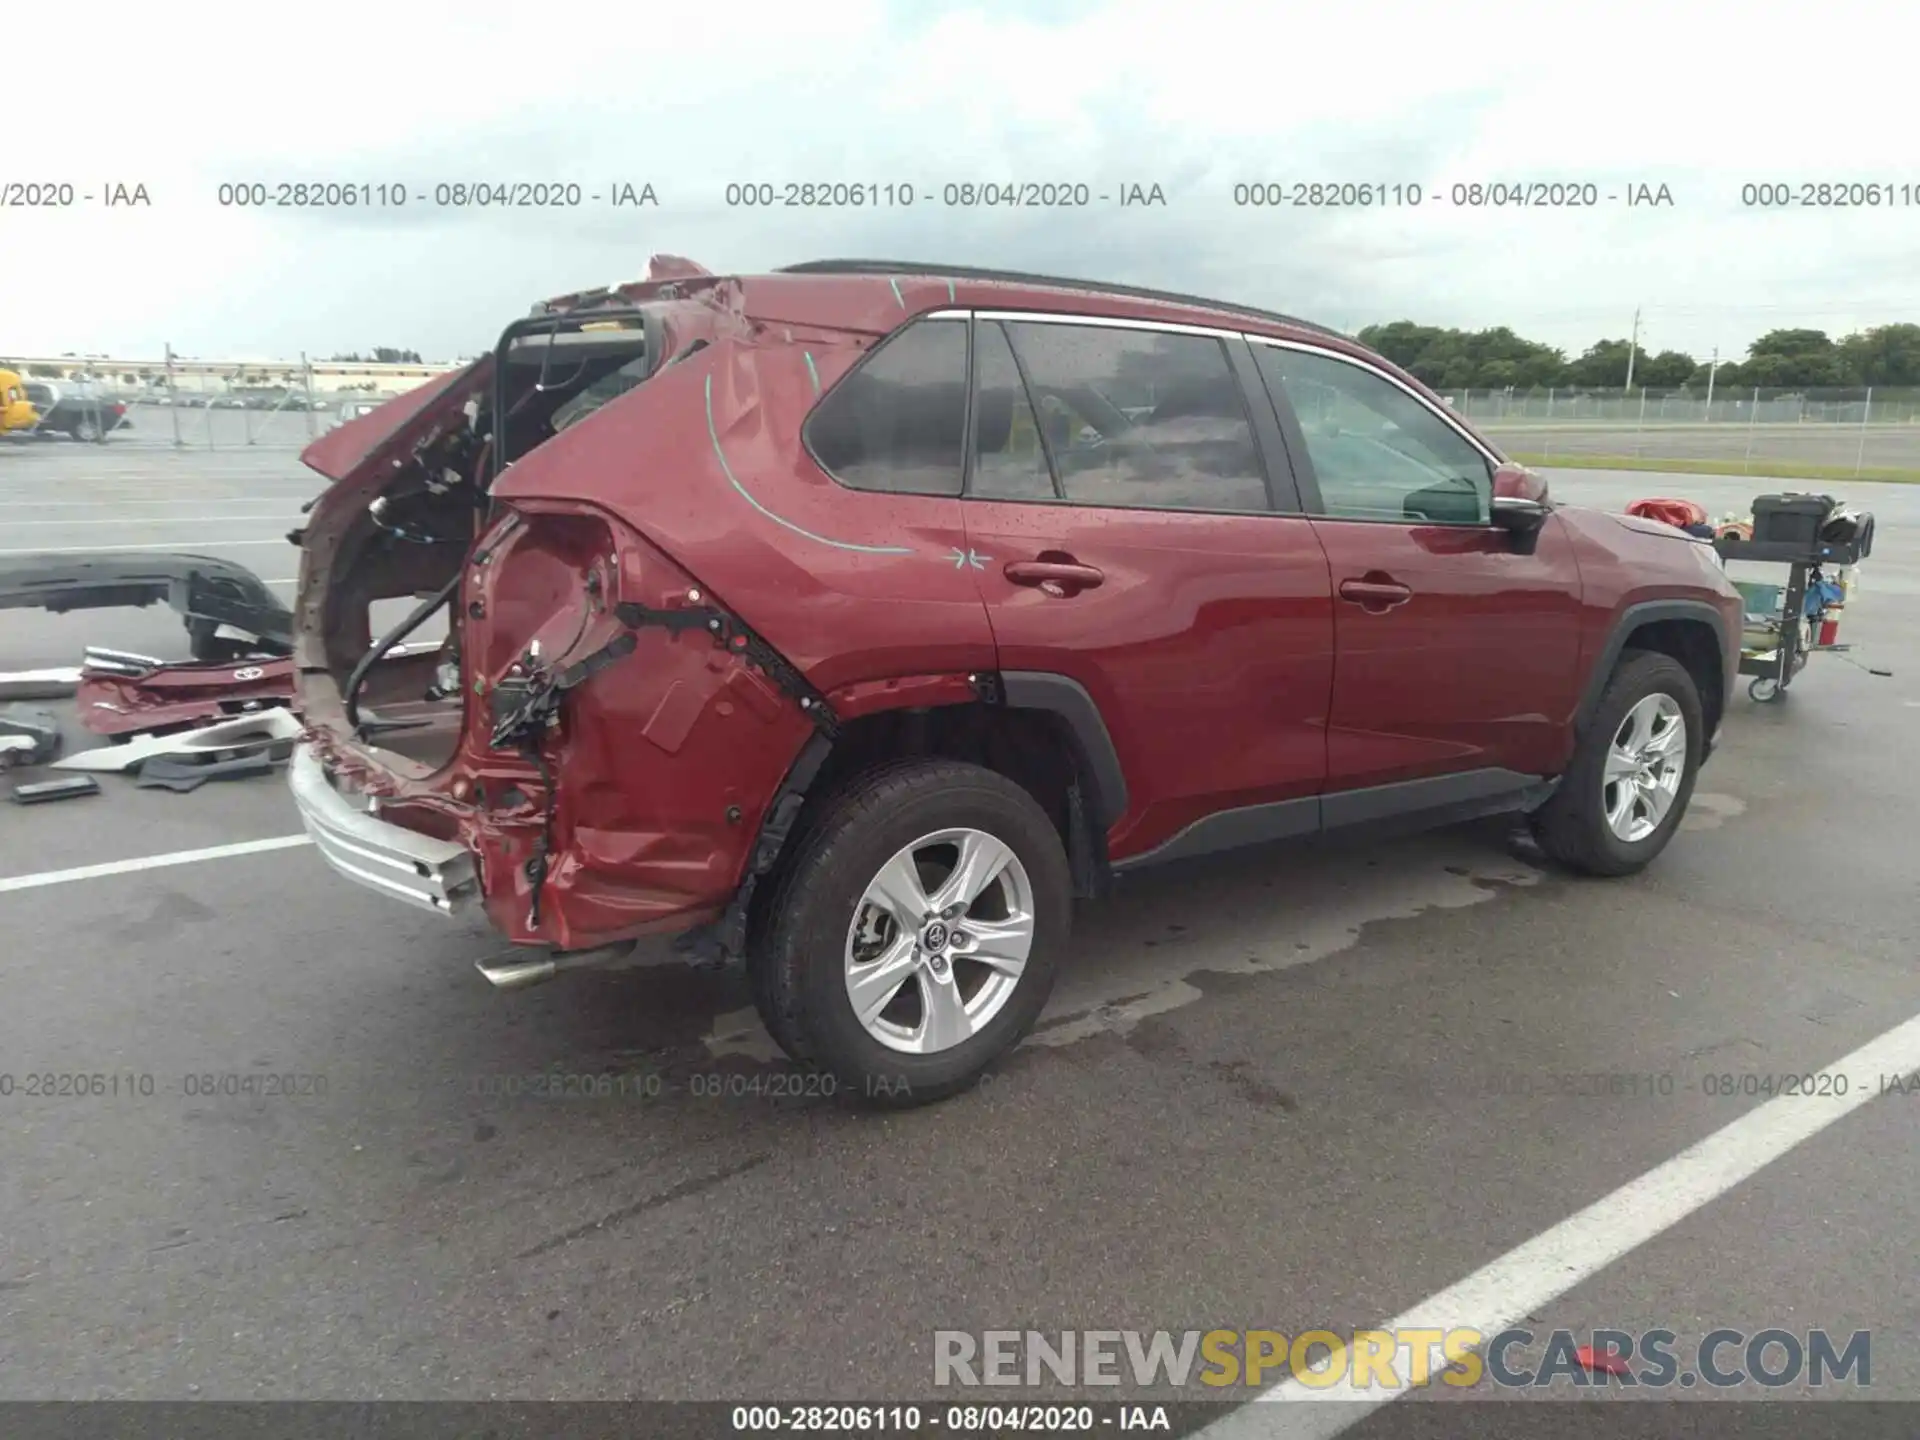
top-left (843, 827), bottom-right (1035, 1055)
top-left (1602, 693), bottom-right (1687, 843)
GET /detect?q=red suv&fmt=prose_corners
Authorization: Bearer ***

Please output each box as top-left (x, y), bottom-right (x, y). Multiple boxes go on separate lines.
top-left (289, 256), bottom-right (1743, 1106)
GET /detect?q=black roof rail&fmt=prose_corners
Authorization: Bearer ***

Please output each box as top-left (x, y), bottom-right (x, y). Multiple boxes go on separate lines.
top-left (773, 259), bottom-right (1347, 340)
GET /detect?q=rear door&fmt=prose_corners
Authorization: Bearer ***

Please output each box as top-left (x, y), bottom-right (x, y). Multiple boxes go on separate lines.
top-left (1249, 339), bottom-right (1583, 805)
top-left (959, 311), bottom-right (1335, 866)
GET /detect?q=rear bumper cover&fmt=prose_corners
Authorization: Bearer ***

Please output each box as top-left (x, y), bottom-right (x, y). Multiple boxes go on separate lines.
top-left (288, 744), bottom-right (478, 916)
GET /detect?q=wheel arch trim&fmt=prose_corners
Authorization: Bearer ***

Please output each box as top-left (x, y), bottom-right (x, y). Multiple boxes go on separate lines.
top-left (997, 670), bottom-right (1128, 829)
top-left (1574, 599), bottom-right (1734, 738)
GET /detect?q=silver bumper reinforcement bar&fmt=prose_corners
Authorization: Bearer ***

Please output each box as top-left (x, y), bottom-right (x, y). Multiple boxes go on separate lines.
top-left (287, 743), bottom-right (477, 916)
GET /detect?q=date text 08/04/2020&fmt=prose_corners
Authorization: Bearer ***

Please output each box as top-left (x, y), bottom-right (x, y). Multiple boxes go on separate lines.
top-left (1230, 180), bottom-right (1674, 207)
top-left (1431, 1068), bottom-right (1920, 1099)
top-left (729, 1405), bottom-right (1168, 1433)
top-left (210, 181), bottom-right (660, 209)
top-left (721, 182), bottom-right (1167, 208)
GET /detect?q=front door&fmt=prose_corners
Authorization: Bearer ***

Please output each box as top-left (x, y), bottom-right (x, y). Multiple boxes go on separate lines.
top-left (1249, 340), bottom-right (1583, 802)
top-left (959, 313), bottom-right (1335, 865)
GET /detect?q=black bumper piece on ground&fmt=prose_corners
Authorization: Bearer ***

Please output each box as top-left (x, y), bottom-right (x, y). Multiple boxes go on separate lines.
top-left (0, 551), bottom-right (294, 656)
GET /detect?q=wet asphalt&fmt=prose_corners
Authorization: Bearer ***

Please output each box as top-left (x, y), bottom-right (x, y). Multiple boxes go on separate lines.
top-left (0, 439), bottom-right (1916, 1419)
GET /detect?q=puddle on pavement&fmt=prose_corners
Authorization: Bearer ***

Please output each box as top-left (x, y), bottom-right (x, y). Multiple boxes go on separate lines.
top-left (702, 836), bottom-right (1546, 1062)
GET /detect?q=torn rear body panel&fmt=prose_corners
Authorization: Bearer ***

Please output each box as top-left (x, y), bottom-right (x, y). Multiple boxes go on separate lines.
top-left (290, 257), bottom-right (995, 956)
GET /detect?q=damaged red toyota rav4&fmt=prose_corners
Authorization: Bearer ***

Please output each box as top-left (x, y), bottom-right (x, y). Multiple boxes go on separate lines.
top-left (290, 256), bottom-right (1743, 1106)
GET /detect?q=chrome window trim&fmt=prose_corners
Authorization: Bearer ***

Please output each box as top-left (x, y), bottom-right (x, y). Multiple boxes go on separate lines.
top-left (971, 308), bottom-right (1243, 342)
top-left (931, 308), bottom-right (1500, 470)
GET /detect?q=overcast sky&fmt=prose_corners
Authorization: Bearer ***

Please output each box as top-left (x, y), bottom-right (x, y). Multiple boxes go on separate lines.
top-left (6, 0), bottom-right (1915, 367)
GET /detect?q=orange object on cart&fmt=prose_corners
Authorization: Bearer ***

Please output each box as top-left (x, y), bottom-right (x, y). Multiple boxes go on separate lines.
top-left (1626, 497), bottom-right (1709, 529)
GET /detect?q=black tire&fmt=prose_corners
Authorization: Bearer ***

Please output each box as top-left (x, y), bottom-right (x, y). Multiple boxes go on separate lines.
top-left (748, 758), bottom-right (1072, 1109)
top-left (1530, 648), bottom-right (1704, 877)
top-left (75, 415), bottom-right (103, 443)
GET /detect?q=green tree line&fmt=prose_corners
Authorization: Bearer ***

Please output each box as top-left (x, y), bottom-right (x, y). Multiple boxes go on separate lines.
top-left (1355, 321), bottom-right (1920, 392)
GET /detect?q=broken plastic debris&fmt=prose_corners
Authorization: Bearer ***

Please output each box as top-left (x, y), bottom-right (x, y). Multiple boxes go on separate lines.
top-left (135, 751), bottom-right (278, 792)
top-left (0, 706), bottom-right (61, 767)
top-left (0, 668), bottom-right (82, 700)
top-left (81, 647), bottom-right (167, 677)
top-left (10, 775), bottom-right (101, 805)
top-left (51, 708), bottom-right (304, 773)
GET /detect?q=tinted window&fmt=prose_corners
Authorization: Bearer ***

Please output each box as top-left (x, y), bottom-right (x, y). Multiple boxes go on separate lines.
top-left (551, 351), bottom-right (654, 434)
top-left (1255, 346), bottom-right (1492, 524)
top-left (807, 319), bottom-right (968, 496)
top-left (1002, 322), bottom-right (1270, 513)
top-left (970, 321), bottom-right (1057, 501)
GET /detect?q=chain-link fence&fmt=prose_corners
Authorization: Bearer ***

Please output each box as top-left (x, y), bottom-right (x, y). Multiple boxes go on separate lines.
top-left (2, 350), bottom-right (448, 452)
top-left (1458, 386), bottom-right (1920, 478)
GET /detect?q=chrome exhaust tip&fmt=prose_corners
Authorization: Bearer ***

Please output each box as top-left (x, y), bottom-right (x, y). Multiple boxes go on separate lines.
top-left (475, 941), bottom-right (639, 991)
top-left (475, 955), bottom-right (558, 990)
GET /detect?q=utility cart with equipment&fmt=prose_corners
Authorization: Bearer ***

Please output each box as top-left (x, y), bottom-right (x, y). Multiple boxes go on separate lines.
top-left (1712, 493), bottom-right (1877, 703)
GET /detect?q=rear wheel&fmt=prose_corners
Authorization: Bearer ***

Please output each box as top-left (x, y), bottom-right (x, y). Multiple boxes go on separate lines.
top-left (748, 758), bottom-right (1071, 1108)
top-left (1530, 649), bottom-right (1703, 876)
top-left (75, 414), bottom-right (103, 443)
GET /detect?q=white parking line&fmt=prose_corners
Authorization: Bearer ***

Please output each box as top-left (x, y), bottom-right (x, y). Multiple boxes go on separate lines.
top-left (0, 835), bottom-right (312, 895)
top-left (5, 515), bottom-right (302, 526)
top-left (0, 503), bottom-right (299, 514)
top-left (0, 540), bottom-right (290, 555)
top-left (1197, 1006), bottom-right (1920, 1438)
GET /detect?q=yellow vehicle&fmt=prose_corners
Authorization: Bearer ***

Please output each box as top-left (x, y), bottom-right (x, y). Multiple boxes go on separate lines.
top-left (1, 368), bottom-right (39, 435)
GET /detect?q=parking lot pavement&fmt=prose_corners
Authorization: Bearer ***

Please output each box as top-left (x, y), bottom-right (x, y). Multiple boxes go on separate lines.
top-left (1477, 421), bottom-right (1920, 473)
top-left (1, 453), bottom-right (1916, 1417)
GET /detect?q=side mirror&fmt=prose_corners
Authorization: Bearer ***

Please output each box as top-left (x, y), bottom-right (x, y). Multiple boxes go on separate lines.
top-left (1489, 462), bottom-right (1551, 553)
top-left (1491, 461), bottom-right (1550, 506)
top-left (1489, 496), bottom-right (1549, 555)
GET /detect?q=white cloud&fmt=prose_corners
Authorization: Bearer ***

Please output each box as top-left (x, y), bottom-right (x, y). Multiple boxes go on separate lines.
top-left (4, 0), bottom-right (1914, 365)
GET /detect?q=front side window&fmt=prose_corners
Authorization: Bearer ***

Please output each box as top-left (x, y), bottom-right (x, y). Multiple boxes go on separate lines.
top-left (1254, 345), bottom-right (1492, 524)
top-left (999, 321), bottom-right (1270, 513)
top-left (806, 319), bottom-right (969, 496)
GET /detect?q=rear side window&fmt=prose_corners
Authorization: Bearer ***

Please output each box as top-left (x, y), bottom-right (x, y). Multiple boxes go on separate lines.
top-left (1254, 345), bottom-right (1493, 524)
top-left (807, 319), bottom-right (969, 496)
top-left (1000, 322), bottom-right (1270, 513)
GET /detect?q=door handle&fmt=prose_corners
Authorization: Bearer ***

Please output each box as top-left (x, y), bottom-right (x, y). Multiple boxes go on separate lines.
top-left (1005, 559), bottom-right (1105, 596)
top-left (1337, 577), bottom-right (1413, 610)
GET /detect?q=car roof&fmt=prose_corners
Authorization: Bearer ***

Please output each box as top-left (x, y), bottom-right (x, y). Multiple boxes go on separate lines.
top-left (539, 255), bottom-right (1418, 390)
top-left (773, 259), bottom-right (1351, 344)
